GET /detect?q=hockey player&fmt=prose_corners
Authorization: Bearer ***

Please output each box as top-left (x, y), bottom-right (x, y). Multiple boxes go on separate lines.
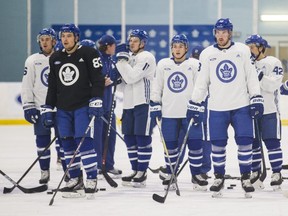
top-left (41, 23), bottom-right (105, 197)
top-left (190, 45), bottom-right (211, 180)
top-left (115, 29), bottom-right (156, 187)
top-left (150, 34), bottom-right (208, 190)
top-left (245, 34), bottom-right (283, 189)
top-left (186, 18), bottom-right (264, 197)
top-left (94, 35), bottom-right (122, 178)
top-left (21, 27), bottom-right (59, 184)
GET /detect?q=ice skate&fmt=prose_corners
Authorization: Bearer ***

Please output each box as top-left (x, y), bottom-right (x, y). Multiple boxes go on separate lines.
top-left (241, 173), bottom-right (254, 198)
top-left (210, 174), bottom-right (224, 198)
top-left (108, 168), bottom-right (122, 179)
top-left (61, 176), bottom-right (85, 198)
top-left (122, 171), bottom-right (137, 186)
top-left (250, 171), bottom-right (264, 190)
top-left (162, 174), bottom-right (176, 191)
top-left (270, 172), bottom-right (283, 191)
top-left (56, 157), bottom-right (62, 171)
top-left (85, 179), bottom-right (97, 200)
top-left (132, 171), bottom-right (147, 188)
top-left (39, 170), bottom-right (50, 184)
top-left (159, 166), bottom-right (168, 181)
top-left (192, 174), bottom-right (208, 191)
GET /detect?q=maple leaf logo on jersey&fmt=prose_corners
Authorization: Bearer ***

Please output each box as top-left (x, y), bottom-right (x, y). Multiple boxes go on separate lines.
top-left (220, 63), bottom-right (233, 79)
top-left (172, 75), bottom-right (184, 89)
top-left (62, 67), bottom-right (75, 82)
top-left (59, 63), bottom-right (79, 86)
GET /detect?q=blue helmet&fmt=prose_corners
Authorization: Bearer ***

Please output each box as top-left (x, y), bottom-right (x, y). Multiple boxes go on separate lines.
top-left (171, 34), bottom-right (189, 49)
top-left (80, 39), bottom-right (96, 48)
top-left (129, 29), bottom-right (148, 45)
top-left (214, 18), bottom-right (233, 31)
top-left (59, 23), bottom-right (81, 41)
top-left (37, 28), bottom-right (57, 43)
top-left (245, 34), bottom-right (271, 48)
top-left (54, 40), bottom-right (64, 51)
top-left (191, 45), bottom-right (204, 59)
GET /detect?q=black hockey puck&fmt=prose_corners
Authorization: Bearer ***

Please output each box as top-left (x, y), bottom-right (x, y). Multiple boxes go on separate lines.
top-left (230, 184), bottom-right (236, 187)
top-left (99, 188), bottom-right (106, 191)
top-left (47, 191), bottom-right (53, 194)
top-left (227, 186), bottom-right (233, 189)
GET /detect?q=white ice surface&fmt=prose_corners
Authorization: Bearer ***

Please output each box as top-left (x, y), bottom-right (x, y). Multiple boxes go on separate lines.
top-left (1, 125), bottom-right (288, 216)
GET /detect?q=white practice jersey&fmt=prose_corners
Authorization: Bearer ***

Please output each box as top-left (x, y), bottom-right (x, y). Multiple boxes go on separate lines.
top-left (255, 56), bottom-right (283, 115)
top-left (21, 52), bottom-right (50, 109)
top-left (151, 57), bottom-right (201, 118)
top-left (192, 42), bottom-right (261, 111)
top-left (116, 50), bottom-right (156, 109)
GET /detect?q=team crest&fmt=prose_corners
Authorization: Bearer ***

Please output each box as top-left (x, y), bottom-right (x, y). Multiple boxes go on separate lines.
top-left (59, 63), bottom-right (79, 86)
top-left (41, 66), bottom-right (50, 87)
top-left (216, 60), bottom-right (237, 83)
top-left (167, 72), bottom-right (187, 93)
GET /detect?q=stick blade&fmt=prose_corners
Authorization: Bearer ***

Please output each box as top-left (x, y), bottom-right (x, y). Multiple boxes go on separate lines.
top-left (21, 184), bottom-right (48, 194)
top-left (103, 172), bottom-right (118, 188)
top-left (152, 193), bottom-right (165, 203)
top-left (3, 186), bottom-right (14, 194)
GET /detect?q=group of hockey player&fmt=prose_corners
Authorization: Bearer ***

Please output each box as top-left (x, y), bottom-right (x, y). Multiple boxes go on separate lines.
top-left (20, 17), bottom-right (288, 199)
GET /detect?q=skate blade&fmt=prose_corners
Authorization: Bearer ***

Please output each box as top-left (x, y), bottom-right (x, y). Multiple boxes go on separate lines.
top-left (252, 179), bottom-right (265, 190)
top-left (272, 185), bottom-right (282, 191)
top-left (164, 183), bottom-right (176, 191)
top-left (122, 181), bottom-right (133, 187)
top-left (244, 192), bottom-right (253, 198)
top-left (62, 190), bottom-right (85, 198)
top-left (193, 184), bottom-right (207, 191)
top-left (86, 193), bottom-right (95, 200)
top-left (132, 181), bottom-right (146, 188)
top-left (109, 174), bottom-right (122, 179)
top-left (212, 191), bottom-right (223, 198)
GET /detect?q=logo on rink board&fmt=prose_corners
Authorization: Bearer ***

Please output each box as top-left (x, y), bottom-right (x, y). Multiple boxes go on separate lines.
top-left (167, 72), bottom-right (187, 93)
top-left (59, 63), bottom-right (79, 86)
top-left (216, 60), bottom-right (237, 83)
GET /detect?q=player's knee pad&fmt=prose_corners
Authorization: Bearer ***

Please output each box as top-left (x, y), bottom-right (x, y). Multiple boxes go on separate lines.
top-left (76, 137), bottom-right (94, 152)
top-left (61, 137), bottom-right (75, 151)
top-left (235, 136), bottom-right (253, 146)
top-left (264, 139), bottom-right (280, 150)
top-left (124, 135), bottom-right (136, 148)
top-left (187, 139), bottom-right (202, 151)
top-left (36, 135), bottom-right (50, 148)
top-left (211, 139), bottom-right (227, 148)
top-left (136, 135), bottom-right (152, 148)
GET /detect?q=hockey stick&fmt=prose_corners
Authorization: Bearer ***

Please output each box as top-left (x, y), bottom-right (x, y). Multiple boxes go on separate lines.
top-left (49, 116), bottom-right (95, 206)
top-left (255, 119), bottom-right (267, 182)
top-left (0, 170), bottom-right (48, 193)
top-left (153, 118), bottom-right (194, 203)
top-left (101, 82), bottom-right (118, 188)
top-left (101, 116), bottom-right (125, 143)
top-left (148, 166), bottom-right (161, 174)
top-left (3, 136), bottom-right (56, 194)
top-left (155, 117), bottom-right (180, 195)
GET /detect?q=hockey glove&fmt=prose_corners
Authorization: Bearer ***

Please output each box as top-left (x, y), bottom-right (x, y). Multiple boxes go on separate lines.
top-left (110, 66), bottom-right (121, 82)
top-left (280, 80), bottom-right (288, 95)
top-left (115, 43), bottom-right (129, 61)
top-left (249, 95), bottom-right (264, 119)
top-left (23, 103), bottom-right (39, 124)
top-left (186, 100), bottom-right (205, 125)
top-left (89, 97), bottom-right (104, 119)
top-left (40, 105), bottom-right (55, 128)
top-left (149, 101), bottom-right (162, 120)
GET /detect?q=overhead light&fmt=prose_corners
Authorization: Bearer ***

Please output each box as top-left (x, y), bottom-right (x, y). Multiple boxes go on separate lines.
top-left (260, 15), bottom-right (288, 21)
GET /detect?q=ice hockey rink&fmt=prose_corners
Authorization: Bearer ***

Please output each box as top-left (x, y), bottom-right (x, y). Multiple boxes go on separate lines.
top-left (1, 122), bottom-right (288, 216)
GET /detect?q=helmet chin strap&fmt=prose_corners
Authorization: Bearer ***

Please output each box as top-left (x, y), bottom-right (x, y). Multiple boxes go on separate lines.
top-left (172, 49), bottom-right (187, 61)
